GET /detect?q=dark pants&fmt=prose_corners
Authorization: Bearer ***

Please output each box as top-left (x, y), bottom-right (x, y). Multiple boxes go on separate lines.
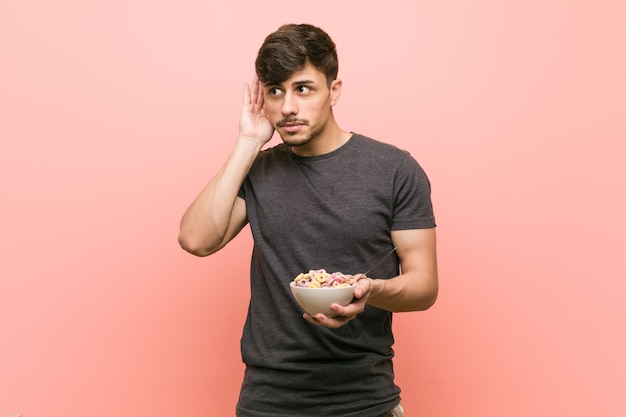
top-left (375, 403), bottom-right (404, 417)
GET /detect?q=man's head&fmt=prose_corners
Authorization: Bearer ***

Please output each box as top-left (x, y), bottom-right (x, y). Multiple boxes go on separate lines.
top-left (255, 24), bottom-right (338, 87)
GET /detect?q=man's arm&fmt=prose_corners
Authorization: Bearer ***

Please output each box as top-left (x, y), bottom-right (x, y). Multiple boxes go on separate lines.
top-left (366, 228), bottom-right (438, 311)
top-left (178, 78), bottom-right (274, 256)
top-left (305, 228), bottom-right (438, 327)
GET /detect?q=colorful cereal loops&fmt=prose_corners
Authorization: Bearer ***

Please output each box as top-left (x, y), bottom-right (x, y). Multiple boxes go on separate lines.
top-left (293, 269), bottom-right (358, 288)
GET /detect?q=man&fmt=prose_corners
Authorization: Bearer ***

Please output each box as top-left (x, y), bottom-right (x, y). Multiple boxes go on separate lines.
top-left (179, 23), bottom-right (438, 417)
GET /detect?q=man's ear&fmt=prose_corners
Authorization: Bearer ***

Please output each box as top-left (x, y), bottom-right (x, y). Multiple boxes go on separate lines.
top-left (330, 79), bottom-right (342, 106)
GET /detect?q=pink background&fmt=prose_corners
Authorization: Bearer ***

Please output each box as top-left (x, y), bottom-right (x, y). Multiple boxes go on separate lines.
top-left (2, 1), bottom-right (625, 416)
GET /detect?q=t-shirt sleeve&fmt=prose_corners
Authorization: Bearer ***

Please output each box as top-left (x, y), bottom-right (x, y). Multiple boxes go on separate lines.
top-left (391, 155), bottom-right (436, 230)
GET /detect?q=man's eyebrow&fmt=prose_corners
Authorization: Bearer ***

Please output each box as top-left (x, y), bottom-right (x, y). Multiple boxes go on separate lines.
top-left (292, 80), bottom-right (315, 86)
top-left (263, 79), bottom-right (316, 89)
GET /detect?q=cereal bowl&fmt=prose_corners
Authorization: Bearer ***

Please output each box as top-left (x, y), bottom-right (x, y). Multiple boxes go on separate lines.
top-left (289, 269), bottom-right (358, 317)
top-left (289, 282), bottom-right (356, 317)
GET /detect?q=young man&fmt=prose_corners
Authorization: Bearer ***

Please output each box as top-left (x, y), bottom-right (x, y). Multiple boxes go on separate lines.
top-left (179, 23), bottom-right (438, 417)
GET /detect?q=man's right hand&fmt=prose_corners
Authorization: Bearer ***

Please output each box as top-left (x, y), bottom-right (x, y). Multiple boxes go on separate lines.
top-left (239, 76), bottom-right (274, 146)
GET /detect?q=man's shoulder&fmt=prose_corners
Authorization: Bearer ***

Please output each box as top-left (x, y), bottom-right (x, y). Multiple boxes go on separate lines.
top-left (350, 133), bottom-right (412, 161)
top-left (254, 143), bottom-right (290, 164)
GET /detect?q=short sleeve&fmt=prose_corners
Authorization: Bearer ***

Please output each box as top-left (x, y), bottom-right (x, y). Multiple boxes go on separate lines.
top-left (391, 156), bottom-right (436, 230)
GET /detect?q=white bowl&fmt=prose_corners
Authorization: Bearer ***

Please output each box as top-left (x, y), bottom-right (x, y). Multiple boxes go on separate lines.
top-left (290, 282), bottom-right (356, 317)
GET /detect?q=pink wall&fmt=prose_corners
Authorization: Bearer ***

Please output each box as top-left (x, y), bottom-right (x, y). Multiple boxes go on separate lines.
top-left (2, 1), bottom-right (625, 416)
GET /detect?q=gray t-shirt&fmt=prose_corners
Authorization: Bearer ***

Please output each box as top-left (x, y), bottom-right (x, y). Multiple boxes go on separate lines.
top-left (236, 133), bottom-right (435, 417)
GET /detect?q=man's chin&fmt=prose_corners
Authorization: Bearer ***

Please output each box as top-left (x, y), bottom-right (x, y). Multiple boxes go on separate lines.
top-left (280, 134), bottom-right (311, 147)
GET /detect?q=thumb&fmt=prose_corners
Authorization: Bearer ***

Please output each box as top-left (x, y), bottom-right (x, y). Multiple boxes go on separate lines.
top-left (353, 278), bottom-right (370, 299)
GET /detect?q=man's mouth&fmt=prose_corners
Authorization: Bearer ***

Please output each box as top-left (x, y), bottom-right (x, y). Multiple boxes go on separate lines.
top-left (281, 124), bottom-right (303, 133)
top-left (277, 119), bottom-right (308, 133)
top-left (277, 118), bottom-right (308, 127)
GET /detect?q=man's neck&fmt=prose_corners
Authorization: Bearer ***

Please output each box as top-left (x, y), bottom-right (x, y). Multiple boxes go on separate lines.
top-left (290, 124), bottom-right (352, 157)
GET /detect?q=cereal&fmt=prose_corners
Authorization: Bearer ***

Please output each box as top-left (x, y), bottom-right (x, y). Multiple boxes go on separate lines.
top-left (293, 269), bottom-right (358, 288)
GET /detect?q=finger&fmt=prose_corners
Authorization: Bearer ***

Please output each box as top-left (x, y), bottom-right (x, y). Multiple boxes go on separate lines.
top-left (249, 77), bottom-right (258, 106)
top-left (353, 280), bottom-right (370, 299)
top-left (243, 82), bottom-right (251, 106)
top-left (304, 312), bottom-right (344, 328)
top-left (311, 314), bottom-right (339, 328)
top-left (255, 79), bottom-right (265, 110)
top-left (303, 313), bottom-right (324, 326)
top-left (330, 305), bottom-right (356, 319)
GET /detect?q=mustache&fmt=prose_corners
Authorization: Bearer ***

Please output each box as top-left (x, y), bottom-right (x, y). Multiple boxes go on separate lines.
top-left (276, 118), bottom-right (309, 128)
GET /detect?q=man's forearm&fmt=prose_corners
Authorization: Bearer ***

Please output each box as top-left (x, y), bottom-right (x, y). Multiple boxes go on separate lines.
top-left (367, 270), bottom-right (439, 312)
top-left (178, 137), bottom-right (261, 255)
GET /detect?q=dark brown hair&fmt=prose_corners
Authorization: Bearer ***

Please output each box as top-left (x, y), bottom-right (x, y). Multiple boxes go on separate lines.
top-left (255, 24), bottom-right (338, 87)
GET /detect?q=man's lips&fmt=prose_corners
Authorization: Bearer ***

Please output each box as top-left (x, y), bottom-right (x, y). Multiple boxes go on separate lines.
top-left (281, 123), bottom-right (304, 132)
top-left (277, 119), bottom-right (308, 133)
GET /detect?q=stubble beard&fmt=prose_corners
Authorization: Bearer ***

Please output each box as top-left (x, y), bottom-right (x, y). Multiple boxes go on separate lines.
top-left (279, 129), bottom-right (319, 147)
top-left (277, 119), bottom-right (323, 147)
top-left (276, 116), bottom-right (320, 147)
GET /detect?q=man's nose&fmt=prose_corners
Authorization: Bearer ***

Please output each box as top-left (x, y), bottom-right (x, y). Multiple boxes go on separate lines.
top-left (281, 92), bottom-right (297, 116)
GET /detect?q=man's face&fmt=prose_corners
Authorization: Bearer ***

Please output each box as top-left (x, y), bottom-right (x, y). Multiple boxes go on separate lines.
top-left (263, 63), bottom-right (341, 148)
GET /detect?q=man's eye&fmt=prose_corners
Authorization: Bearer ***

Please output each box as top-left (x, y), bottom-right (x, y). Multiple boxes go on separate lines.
top-left (268, 87), bottom-right (283, 96)
top-left (296, 85), bottom-right (311, 94)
